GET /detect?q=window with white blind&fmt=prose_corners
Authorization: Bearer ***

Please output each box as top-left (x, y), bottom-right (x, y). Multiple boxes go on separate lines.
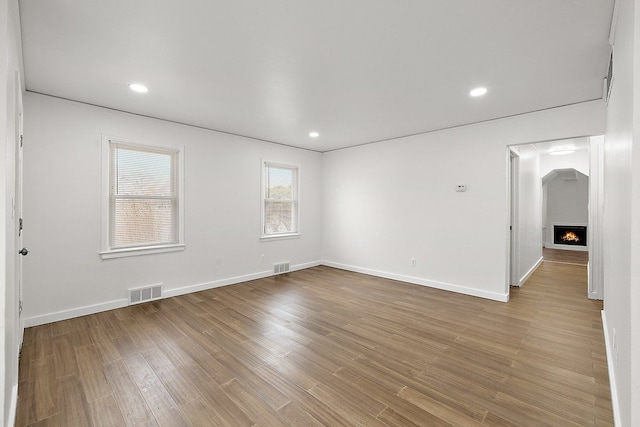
top-left (100, 137), bottom-right (184, 259)
top-left (261, 161), bottom-right (300, 239)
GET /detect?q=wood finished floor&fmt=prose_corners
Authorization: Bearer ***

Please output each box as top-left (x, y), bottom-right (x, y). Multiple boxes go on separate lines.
top-left (16, 263), bottom-right (612, 426)
top-left (543, 247), bottom-right (589, 265)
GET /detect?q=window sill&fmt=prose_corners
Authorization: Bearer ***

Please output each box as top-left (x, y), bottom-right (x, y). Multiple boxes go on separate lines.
top-left (100, 244), bottom-right (185, 260)
top-left (260, 233), bottom-right (301, 242)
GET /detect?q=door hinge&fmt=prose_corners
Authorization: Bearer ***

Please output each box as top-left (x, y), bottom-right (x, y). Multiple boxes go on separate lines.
top-left (20, 134), bottom-right (23, 147)
top-left (19, 300), bottom-right (23, 315)
top-left (19, 218), bottom-right (23, 236)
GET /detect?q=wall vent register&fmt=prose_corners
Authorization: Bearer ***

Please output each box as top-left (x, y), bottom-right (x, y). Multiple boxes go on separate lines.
top-left (273, 262), bottom-right (290, 274)
top-left (129, 284), bottom-right (162, 305)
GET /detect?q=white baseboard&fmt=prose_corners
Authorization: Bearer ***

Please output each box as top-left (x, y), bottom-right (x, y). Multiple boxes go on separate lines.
top-left (321, 261), bottom-right (508, 302)
top-left (8, 383), bottom-right (18, 427)
top-left (519, 256), bottom-right (543, 287)
top-left (545, 243), bottom-right (589, 252)
top-left (23, 261), bottom-right (322, 327)
top-left (601, 310), bottom-right (621, 426)
top-left (164, 260), bottom-right (321, 298)
top-left (24, 259), bottom-right (508, 327)
top-left (588, 263), bottom-right (602, 299)
top-left (290, 260), bottom-right (323, 271)
top-left (164, 271), bottom-right (274, 298)
top-left (24, 298), bottom-right (128, 327)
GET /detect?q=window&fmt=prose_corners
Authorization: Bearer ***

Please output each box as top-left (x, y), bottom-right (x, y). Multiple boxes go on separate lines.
top-left (101, 137), bottom-right (184, 259)
top-left (262, 161), bottom-right (299, 238)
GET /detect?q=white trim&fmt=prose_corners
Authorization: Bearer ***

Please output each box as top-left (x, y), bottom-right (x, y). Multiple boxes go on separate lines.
top-left (285, 260), bottom-right (321, 271)
top-left (608, 0), bottom-right (621, 45)
top-left (8, 383), bottom-right (18, 427)
top-left (23, 261), bottom-right (322, 327)
top-left (22, 260), bottom-right (510, 328)
top-left (508, 149), bottom-right (520, 289)
top-left (165, 271), bottom-right (274, 298)
top-left (601, 310), bottom-right (621, 426)
top-left (24, 298), bottom-right (129, 327)
top-left (545, 243), bottom-right (589, 252)
top-left (165, 260), bottom-right (320, 298)
top-left (321, 261), bottom-right (509, 302)
top-left (100, 243), bottom-right (185, 259)
top-left (588, 135), bottom-right (605, 300)
top-left (101, 135), bottom-right (185, 258)
top-left (518, 256), bottom-right (543, 287)
top-left (261, 159), bottom-right (300, 238)
top-left (101, 136), bottom-right (110, 257)
top-left (259, 233), bottom-right (301, 242)
top-left (587, 262), bottom-right (602, 300)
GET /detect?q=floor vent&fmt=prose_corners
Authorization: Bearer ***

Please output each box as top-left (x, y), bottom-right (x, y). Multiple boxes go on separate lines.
top-left (129, 284), bottom-right (162, 305)
top-left (273, 262), bottom-right (290, 274)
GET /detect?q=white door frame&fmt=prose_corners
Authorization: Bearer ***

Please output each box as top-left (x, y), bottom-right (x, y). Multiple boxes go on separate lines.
top-left (14, 71), bottom-right (25, 346)
top-left (508, 148), bottom-right (520, 291)
top-left (588, 135), bottom-right (605, 299)
top-left (506, 135), bottom-right (605, 300)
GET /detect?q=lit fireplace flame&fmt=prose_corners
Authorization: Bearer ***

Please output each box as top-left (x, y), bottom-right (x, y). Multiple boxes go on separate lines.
top-left (561, 232), bottom-right (580, 242)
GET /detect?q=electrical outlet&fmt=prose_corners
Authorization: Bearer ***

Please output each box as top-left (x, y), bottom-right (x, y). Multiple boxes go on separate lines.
top-left (261, 254), bottom-right (265, 264)
top-left (410, 258), bottom-right (416, 267)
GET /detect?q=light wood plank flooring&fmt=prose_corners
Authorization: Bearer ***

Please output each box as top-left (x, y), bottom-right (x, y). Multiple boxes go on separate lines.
top-left (16, 263), bottom-right (612, 426)
top-left (543, 247), bottom-right (589, 265)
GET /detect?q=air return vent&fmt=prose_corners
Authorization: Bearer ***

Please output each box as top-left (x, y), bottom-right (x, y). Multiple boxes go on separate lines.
top-left (273, 262), bottom-right (290, 274)
top-left (129, 284), bottom-right (162, 305)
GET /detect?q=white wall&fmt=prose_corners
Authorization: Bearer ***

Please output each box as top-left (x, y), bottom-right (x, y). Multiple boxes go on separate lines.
top-left (22, 93), bottom-right (323, 325)
top-left (322, 101), bottom-right (605, 302)
top-left (545, 171), bottom-right (589, 250)
top-left (602, 0), bottom-right (637, 424)
top-left (1, 0), bottom-right (23, 424)
top-left (514, 145), bottom-right (542, 285)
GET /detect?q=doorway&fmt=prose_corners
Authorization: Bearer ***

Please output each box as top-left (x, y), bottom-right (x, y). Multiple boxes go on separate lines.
top-left (507, 136), bottom-right (604, 300)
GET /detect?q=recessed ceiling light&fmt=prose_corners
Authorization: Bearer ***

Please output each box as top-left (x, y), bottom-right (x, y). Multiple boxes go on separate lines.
top-left (129, 83), bottom-right (149, 93)
top-left (309, 131), bottom-right (319, 138)
top-left (549, 149), bottom-right (575, 156)
top-left (470, 87), bottom-right (487, 97)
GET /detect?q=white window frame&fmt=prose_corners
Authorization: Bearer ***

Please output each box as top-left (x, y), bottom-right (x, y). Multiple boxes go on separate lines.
top-left (100, 136), bottom-right (185, 259)
top-left (260, 160), bottom-right (301, 241)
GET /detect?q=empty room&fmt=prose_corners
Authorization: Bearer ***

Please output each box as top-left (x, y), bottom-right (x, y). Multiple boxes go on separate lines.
top-left (1, 0), bottom-right (639, 426)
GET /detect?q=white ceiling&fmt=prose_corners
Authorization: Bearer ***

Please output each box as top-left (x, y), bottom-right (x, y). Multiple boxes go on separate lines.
top-left (19, 0), bottom-right (615, 152)
top-left (535, 137), bottom-right (590, 155)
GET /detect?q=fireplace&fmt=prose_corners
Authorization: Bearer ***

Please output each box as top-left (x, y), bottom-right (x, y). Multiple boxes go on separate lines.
top-left (554, 225), bottom-right (587, 246)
